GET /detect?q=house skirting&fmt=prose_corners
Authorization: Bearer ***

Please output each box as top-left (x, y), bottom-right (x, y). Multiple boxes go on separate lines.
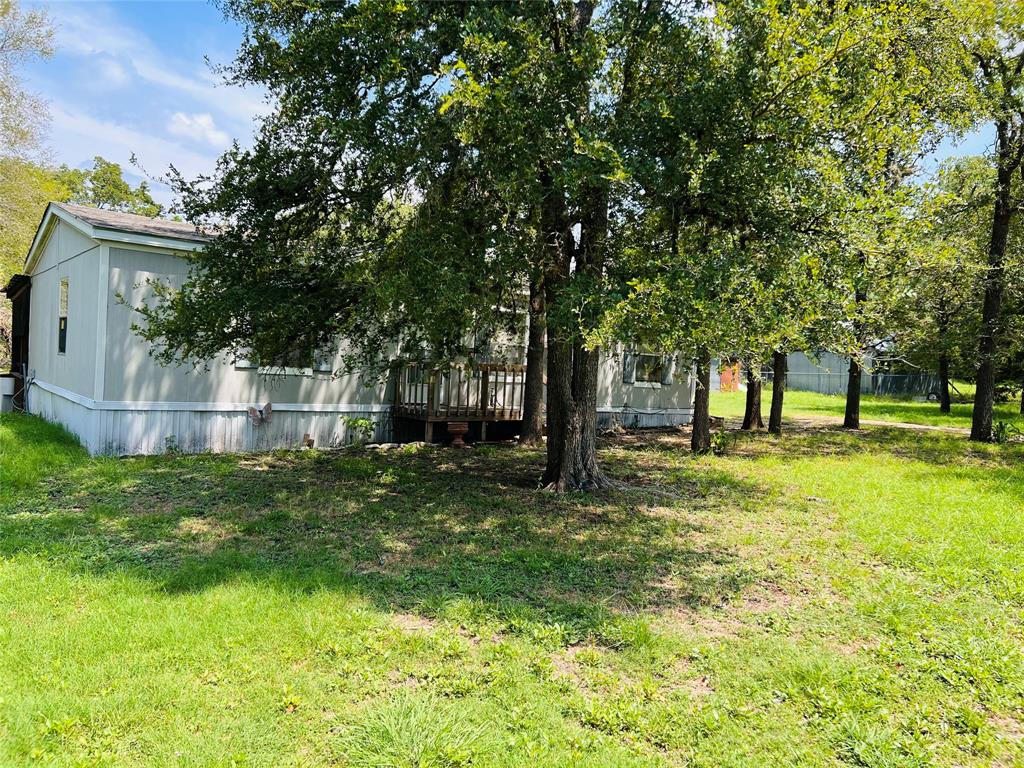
top-left (26, 380), bottom-right (693, 456)
top-left (27, 380), bottom-right (391, 456)
top-left (597, 407), bottom-right (692, 430)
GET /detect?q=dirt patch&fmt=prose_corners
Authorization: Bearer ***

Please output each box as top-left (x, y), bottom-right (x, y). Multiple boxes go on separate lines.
top-left (830, 638), bottom-right (879, 657)
top-left (661, 657), bottom-right (714, 699)
top-left (656, 579), bottom-right (816, 641)
top-left (677, 674), bottom-right (714, 699)
top-left (550, 644), bottom-right (631, 693)
top-left (166, 516), bottom-right (235, 554)
top-left (552, 644), bottom-right (600, 679)
top-left (736, 582), bottom-right (807, 614)
top-left (992, 712), bottom-right (1024, 741)
top-left (176, 517), bottom-right (218, 537)
top-left (355, 540), bottom-right (426, 575)
top-left (551, 652), bottom-right (581, 681)
top-left (657, 602), bottom-right (746, 641)
top-left (392, 612), bottom-right (437, 632)
top-left (387, 669), bottom-right (420, 688)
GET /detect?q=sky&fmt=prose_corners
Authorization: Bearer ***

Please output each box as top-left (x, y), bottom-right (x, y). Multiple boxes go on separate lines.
top-left (21, 1), bottom-right (994, 210)
top-left (23, 0), bottom-right (268, 208)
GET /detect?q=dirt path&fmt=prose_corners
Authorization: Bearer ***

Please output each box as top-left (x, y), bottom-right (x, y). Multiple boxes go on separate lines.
top-left (783, 416), bottom-right (970, 435)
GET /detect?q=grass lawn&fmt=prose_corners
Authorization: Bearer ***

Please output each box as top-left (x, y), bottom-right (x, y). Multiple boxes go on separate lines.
top-left (710, 387), bottom-right (1024, 430)
top-left (2, 413), bottom-right (1023, 767)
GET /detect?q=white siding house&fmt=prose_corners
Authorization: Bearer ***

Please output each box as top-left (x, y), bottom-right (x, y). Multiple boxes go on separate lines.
top-left (5, 203), bottom-right (695, 455)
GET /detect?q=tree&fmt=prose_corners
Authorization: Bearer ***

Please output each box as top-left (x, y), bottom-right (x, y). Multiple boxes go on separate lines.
top-left (897, 157), bottom-right (990, 412)
top-left (827, 0), bottom-right (972, 430)
top-left (0, 0), bottom-right (52, 160)
top-left (0, 0), bottom-right (52, 366)
top-left (0, 159), bottom-right (70, 365)
top-left (140, 1), bottom-right (680, 490)
top-left (597, 0), bottom-right (950, 450)
top-left (949, 2), bottom-right (1024, 441)
top-left (519, 269), bottom-right (546, 446)
top-left (57, 156), bottom-right (163, 216)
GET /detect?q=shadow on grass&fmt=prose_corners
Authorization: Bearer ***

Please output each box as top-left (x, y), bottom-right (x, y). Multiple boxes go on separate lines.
top-left (607, 420), bottom-right (1024, 469)
top-left (0, 415), bottom-right (765, 643)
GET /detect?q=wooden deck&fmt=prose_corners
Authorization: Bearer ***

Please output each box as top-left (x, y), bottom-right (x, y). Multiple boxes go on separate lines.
top-left (394, 363), bottom-right (527, 422)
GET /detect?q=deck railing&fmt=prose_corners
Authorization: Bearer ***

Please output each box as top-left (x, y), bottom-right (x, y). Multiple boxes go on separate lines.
top-left (395, 363), bottom-right (527, 421)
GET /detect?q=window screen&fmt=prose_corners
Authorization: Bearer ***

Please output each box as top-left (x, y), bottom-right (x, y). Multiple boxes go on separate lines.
top-left (635, 354), bottom-right (665, 383)
top-left (58, 278), bottom-right (68, 354)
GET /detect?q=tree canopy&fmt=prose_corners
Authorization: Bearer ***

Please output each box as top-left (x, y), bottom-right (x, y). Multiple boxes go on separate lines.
top-left (57, 156), bottom-right (163, 217)
top-left (139, 0), bottom-right (990, 479)
top-left (0, 0), bottom-right (51, 161)
top-left (0, 0), bottom-right (53, 365)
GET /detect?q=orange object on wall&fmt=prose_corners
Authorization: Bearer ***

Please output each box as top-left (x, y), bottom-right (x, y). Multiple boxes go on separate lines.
top-left (720, 361), bottom-right (741, 392)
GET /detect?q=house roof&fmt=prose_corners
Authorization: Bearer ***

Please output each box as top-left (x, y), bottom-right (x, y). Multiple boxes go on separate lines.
top-left (23, 202), bottom-right (213, 275)
top-left (52, 202), bottom-right (213, 244)
top-left (2, 273), bottom-right (30, 299)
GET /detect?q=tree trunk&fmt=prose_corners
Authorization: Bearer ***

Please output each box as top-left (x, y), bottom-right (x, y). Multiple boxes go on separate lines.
top-left (542, 332), bottom-right (607, 491)
top-left (768, 350), bottom-right (786, 435)
top-left (971, 123), bottom-right (1014, 443)
top-left (843, 355), bottom-right (862, 429)
top-left (844, 246), bottom-right (868, 431)
top-left (938, 352), bottom-right (951, 414)
top-left (538, 164), bottom-right (608, 491)
top-left (741, 361), bottom-right (764, 430)
top-left (691, 348), bottom-right (712, 453)
top-left (520, 274), bottom-right (546, 445)
top-left (1019, 383), bottom-right (1023, 416)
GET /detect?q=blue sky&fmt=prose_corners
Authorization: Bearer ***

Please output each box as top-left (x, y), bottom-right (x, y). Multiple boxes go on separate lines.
top-left (22, 1), bottom-right (994, 208)
top-left (23, 0), bottom-right (267, 207)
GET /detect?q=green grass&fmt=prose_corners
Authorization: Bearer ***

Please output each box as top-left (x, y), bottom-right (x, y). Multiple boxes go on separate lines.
top-left (1, 412), bottom-right (1023, 766)
top-left (711, 387), bottom-right (1024, 430)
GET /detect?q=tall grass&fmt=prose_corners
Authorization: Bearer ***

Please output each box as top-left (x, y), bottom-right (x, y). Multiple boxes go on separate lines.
top-left (0, 414), bottom-right (87, 502)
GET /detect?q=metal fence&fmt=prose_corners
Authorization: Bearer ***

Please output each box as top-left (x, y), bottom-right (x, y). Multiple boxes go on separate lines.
top-left (774, 362), bottom-right (940, 398)
top-left (731, 353), bottom-right (941, 398)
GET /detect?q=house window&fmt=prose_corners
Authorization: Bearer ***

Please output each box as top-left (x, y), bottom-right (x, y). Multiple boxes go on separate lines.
top-left (57, 278), bottom-right (69, 354)
top-left (635, 353), bottom-right (665, 383)
top-left (236, 346), bottom-right (316, 376)
top-left (313, 346), bottom-right (335, 373)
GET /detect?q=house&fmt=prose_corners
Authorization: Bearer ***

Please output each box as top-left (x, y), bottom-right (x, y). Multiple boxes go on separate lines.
top-left (2, 203), bottom-right (696, 455)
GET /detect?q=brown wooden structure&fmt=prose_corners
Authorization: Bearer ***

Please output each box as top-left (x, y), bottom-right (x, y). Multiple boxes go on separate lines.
top-left (394, 363), bottom-right (527, 442)
top-left (3, 275), bottom-right (31, 411)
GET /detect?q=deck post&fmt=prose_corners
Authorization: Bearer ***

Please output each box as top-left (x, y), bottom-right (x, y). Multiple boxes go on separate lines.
top-left (427, 369), bottom-right (438, 418)
top-left (481, 367), bottom-right (490, 418)
top-left (391, 361), bottom-right (401, 442)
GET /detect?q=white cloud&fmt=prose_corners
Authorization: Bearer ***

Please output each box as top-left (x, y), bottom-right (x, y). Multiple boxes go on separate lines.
top-left (91, 55), bottom-right (131, 90)
top-left (49, 4), bottom-right (269, 129)
top-left (167, 112), bottom-right (231, 148)
top-left (50, 104), bottom-right (223, 207)
top-left (27, 2), bottom-right (273, 208)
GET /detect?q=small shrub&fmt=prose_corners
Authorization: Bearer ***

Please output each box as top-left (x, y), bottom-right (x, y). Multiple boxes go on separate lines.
top-left (710, 430), bottom-right (735, 456)
top-left (992, 420), bottom-right (1020, 444)
top-left (341, 415), bottom-right (375, 447)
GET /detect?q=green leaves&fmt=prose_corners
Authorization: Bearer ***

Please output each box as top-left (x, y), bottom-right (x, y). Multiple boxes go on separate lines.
top-left (140, 0), bottom-right (976, 404)
top-left (57, 156), bottom-right (163, 217)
